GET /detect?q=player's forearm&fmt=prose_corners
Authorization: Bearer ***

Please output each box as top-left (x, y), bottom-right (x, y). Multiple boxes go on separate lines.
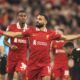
top-left (50, 51), bottom-right (54, 62)
top-left (0, 29), bottom-right (22, 37)
top-left (62, 34), bottom-right (80, 41)
top-left (4, 39), bottom-right (11, 48)
top-left (3, 31), bottom-right (22, 37)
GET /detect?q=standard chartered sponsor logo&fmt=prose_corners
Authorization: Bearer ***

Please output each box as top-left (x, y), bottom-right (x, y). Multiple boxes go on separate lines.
top-left (56, 49), bottom-right (65, 53)
top-left (37, 41), bottom-right (47, 46)
top-left (33, 40), bottom-right (47, 46)
top-left (14, 38), bottom-right (26, 44)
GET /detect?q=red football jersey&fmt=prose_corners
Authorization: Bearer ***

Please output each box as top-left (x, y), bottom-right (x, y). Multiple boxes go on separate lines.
top-left (52, 40), bottom-right (66, 54)
top-left (52, 40), bottom-right (69, 78)
top-left (7, 23), bottom-right (28, 61)
top-left (22, 27), bottom-right (61, 69)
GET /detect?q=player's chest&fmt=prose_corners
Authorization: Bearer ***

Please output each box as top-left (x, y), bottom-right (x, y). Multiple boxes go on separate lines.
top-left (53, 40), bottom-right (65, 48)
top-left (30, 32), bottom-right (51, 46)
top-left (31, 32), bottom-right (50, 41)
top-left (11, 26), bottom-right (25, 32)
top-left (12, 37), bottom-right (27, 44)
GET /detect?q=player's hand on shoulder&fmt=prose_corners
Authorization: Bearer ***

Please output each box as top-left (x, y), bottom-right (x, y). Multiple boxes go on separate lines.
top-left (10, 45), bottom-right (18, 50)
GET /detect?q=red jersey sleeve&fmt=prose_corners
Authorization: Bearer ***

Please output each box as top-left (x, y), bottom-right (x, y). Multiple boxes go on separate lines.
top-left (6, 24), bottom-right (16, 31)
top-left (50, 30), bottom-right (61, 40)
top-left (22, 27), bottom-right (33, 37)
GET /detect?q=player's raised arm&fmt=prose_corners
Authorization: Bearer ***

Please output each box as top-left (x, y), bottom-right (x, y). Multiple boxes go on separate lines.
top-left (0, 29), bottom-right (22, 37)
top-left (61, 34), bottom-right (80, 41)
top-left (53, 28), bottom-right (80, 41)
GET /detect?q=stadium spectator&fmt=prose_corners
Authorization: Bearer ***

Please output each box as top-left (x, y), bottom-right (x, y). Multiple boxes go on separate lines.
top-left (64, 42), bottom-right (80, 80)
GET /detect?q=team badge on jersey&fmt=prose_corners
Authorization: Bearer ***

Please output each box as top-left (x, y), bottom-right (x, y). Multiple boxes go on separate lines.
top-left (46, 34), bottom-right (49, 40)
top-left (32, 33), bottom-right (36, 37)
top-left (54, 45), bottom-right (57, 48)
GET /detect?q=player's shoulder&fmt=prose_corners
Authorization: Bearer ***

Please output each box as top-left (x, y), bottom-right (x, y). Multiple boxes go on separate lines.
top-left (7, 23), bottom-right (16, 31)
top-left (25, 26), bottom-right (36, 33)
top-left (8, 23), bottom-right (16, 29)
top-left (47, 29), bottom-right (56, 34)
top-left (8, 23), bottom-right (16, 27)
top-left (72, 48), bottom-right (80, 57)
top-left (72, 48), bottom-right (80, 54)
top-left (75, 48), bottom-right (80, 52)
top-left (28, 26), bottom-right (36, 30)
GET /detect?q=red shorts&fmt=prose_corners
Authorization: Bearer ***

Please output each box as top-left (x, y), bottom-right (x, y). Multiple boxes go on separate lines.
top-left (27, 66), bottom-right (51, 80)
top-left (52, 54), bottom-right (69, 78)
top-left (6, 60), bottom-right (27, 73)
top-left (6, 52), bottom-right (27, 73)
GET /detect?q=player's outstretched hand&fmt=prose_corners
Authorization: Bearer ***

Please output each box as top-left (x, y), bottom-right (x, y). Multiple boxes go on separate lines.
top-left (0, 29), bottom-right (4, 35)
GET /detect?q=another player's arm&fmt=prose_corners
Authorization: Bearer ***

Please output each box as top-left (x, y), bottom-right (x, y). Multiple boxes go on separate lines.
top-left (53, 30), bottom-right (80, 40)
top-left (0, 30), bottom-right (22, 37)
top-left (4, 31), bottom-right (22, 37)
top-left (4, 36), bottom-right (18, 49)
top-left (61, 34), bottom-right (80, 41)
top-left (4, 36), bottom-right (11, 48)
top-left (50, 51), bottom-right (54, 62)
top-left (50, 51), bottom-right (54, 67)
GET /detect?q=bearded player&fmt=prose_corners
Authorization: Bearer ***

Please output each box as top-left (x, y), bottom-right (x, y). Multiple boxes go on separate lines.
top-left (0, 14), bottom-right (80, 80)
top-left (4, 10), bottom-right (28, 80)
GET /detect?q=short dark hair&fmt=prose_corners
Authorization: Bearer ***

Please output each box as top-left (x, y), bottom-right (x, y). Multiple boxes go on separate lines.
top-left (17, 10), bottom-right (26, 15)
top-left (39, 14), bottom-right (49, 21)
top-left (64, 42), bottom-right (74, 48)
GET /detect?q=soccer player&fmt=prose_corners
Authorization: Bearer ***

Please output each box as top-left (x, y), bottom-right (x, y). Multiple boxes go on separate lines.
top-left (51, 29), bottom-right (70, 80)
top-left (0, 14), bottom-right (80, 80)
top-left (64, 42), bottom-right (80, 80)
top-left (51, 40), bottom-right (70, 80)
top-left (3, 10), bottom-right (28, 80)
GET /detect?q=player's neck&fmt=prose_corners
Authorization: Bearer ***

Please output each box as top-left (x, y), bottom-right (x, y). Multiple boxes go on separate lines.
top-left (19, 23), bottom-right (25, 28)
top-left (39, 26), bottom-right (46, 31)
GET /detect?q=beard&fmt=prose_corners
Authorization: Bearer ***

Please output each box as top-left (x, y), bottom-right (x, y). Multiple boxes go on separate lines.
top-left (35, 22), bottom-right (44, 28)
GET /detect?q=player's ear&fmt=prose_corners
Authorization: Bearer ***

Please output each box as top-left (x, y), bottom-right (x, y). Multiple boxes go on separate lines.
top-left (16, 16), bottom-right (19, 21)
top-left (45, 20), bottom-right (47, 25)
top-left (25, 15), bottom-right (28, 19)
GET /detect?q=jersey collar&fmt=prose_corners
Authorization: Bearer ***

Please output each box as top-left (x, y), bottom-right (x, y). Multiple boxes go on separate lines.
top-left (16, 22), bottom-right (28, 30)
top-left (36, 27), bottom-right (47, 32)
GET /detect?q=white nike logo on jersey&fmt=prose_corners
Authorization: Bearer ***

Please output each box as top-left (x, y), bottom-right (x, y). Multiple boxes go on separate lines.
top-left (20, 63), bottom-right (27, 70)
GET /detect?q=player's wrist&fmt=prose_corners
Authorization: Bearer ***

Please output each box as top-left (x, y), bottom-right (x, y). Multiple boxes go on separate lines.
top-left (10, 45), bottom-right (14, 49)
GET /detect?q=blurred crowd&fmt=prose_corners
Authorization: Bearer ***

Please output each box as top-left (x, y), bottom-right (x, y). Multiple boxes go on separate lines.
top-left (0, 0), bottom-right (80, 34)
top-left (0, 0), bottom-right (80, 80)
top-left (0, 0), bottom-right (80, 56)
top-left (0, 0), bottom-right (80, 47)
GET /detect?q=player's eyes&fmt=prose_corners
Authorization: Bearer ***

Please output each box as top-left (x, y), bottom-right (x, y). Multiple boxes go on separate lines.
top-left (38, 18), bottom-right (42, 20)
top-left (19, 15), bottom-right (26, 17)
